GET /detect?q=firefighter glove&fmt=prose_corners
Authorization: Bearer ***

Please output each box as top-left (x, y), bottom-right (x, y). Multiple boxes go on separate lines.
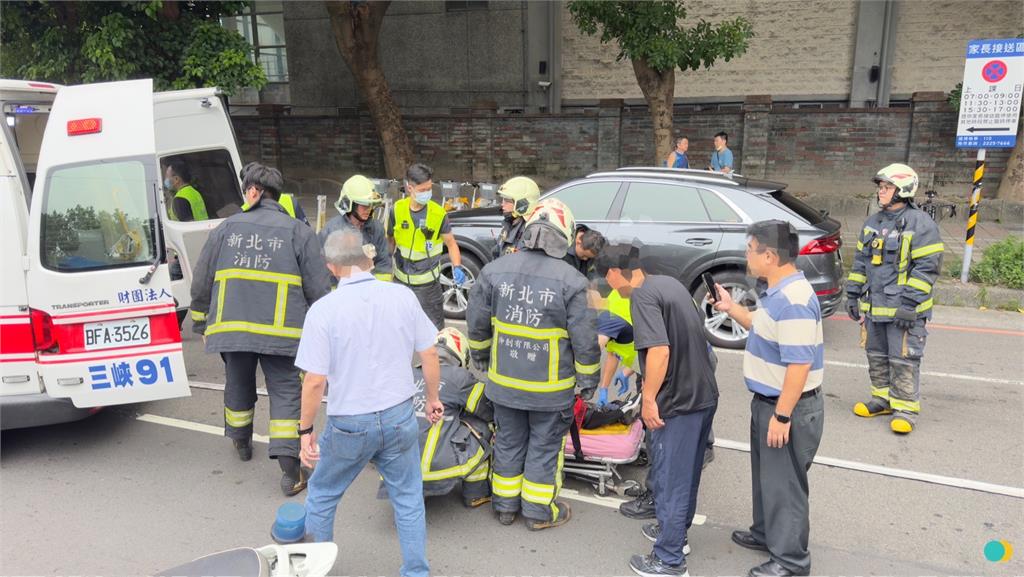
top-left (893, 306), bottom-right (917, 331)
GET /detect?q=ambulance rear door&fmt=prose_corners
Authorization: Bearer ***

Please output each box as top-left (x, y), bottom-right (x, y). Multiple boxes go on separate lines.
top-left (25, 79), bottom-right (190, 407)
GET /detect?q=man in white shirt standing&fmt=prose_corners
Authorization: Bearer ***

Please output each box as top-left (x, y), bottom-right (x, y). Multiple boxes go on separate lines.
top-left (295, 229), bottom-right (444, 577)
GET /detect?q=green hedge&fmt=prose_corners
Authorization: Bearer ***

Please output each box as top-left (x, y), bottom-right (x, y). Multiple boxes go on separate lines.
top-left (946, 237), bottom-right (1024, 289)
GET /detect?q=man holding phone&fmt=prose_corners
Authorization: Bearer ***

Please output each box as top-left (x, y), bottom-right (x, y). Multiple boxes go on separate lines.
top-left (600, 244), bottom-right (718, 577)
top-left (710, 220), bottom-right (824, 577)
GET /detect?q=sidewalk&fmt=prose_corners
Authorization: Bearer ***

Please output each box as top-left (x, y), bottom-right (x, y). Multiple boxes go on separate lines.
top-left (836, 212), bottom-right (1023, 260)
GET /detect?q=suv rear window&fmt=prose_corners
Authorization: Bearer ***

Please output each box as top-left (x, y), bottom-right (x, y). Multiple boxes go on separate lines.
top-left (41, 159), bottom-right (157, 272)
top-left (769, 190), bottom-right (827, 225)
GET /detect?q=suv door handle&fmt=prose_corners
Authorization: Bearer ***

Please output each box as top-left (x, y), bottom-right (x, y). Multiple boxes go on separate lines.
top-left (685, 238), bottom-right (714, 246)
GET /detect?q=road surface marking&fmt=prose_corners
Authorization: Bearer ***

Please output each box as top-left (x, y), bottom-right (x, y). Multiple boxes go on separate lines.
top-left (827, 316), bottom-right (1024, 337)
top-left (714, 439), bottom-right (1023, 499)
top-left (714, 349), bottom-right (1024, 386)
top-left (137, 413), bottom-right (270, 444)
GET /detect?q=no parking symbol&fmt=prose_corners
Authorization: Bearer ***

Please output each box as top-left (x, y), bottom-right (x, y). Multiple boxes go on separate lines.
top-left (982, 60), bottom-right (1008, 83)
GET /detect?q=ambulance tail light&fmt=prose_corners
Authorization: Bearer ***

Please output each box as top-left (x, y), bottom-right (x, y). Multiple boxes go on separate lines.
top-left (67, 118), bottom-right (102, 136)
top-left (30, 308), bottom-right (58, 352)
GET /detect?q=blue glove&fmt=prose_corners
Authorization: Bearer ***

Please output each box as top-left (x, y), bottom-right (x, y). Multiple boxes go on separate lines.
top-left (452, 265), bottom-right (467, 286)
top-left (597, 387), bottom-right (608, 408)
top-left (613, 370), bottom-right (629, 396)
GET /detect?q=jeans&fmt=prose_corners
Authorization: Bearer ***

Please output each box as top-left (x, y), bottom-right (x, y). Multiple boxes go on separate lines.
top-left (649, 405), bottom-right (717, 567)
top-left (304, 398), bottom-right (429, 577)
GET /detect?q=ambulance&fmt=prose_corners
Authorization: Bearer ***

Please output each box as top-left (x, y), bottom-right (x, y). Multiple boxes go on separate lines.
top-left (1, 78), bottom-right (246, 430)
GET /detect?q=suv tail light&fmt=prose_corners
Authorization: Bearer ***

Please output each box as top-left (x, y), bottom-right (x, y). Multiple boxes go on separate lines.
top-left (30, 308), bottom-right (58, 352)
top-left (800, 233), bottom-right (841, 255)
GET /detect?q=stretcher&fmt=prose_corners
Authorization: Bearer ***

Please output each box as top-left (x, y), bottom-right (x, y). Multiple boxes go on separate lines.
top-left (563, 420), bottom-right (646, 496)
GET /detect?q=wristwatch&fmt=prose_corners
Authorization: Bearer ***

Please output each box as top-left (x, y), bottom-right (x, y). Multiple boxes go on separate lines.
top-left (298, 425), bottom-right (314, 436)
top-left (773, 413), bottom-right (791, 424)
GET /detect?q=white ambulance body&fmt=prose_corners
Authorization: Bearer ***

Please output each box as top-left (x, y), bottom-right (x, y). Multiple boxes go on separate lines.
top-left (1, 78), bottom-right (245, 430)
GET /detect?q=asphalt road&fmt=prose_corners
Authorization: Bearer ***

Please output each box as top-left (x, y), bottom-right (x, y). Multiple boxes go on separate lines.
top-left (2, 305), bottom-right (1022, 576)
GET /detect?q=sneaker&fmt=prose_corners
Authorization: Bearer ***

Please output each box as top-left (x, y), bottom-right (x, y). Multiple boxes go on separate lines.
top-left (463, 495), bottom-right (492, 508)
top-left (525, 502), bottom-right (572, 531)
top-left (497, 511), bottom-right (517, 526)
top-left (853, 398), bottom-right (893, 418)
top-left (641, 524), bottom-right (690, 555)
top-left (629, 553), bottom-right (688, 577)
top-left (233, 438), bottom-right (252, 462)
top-left (620, 392), bottom-right (642, 423)
top-left (620, 488), bottom-right (656, 519)
top-left (702, 446), bottom-right (715, 469)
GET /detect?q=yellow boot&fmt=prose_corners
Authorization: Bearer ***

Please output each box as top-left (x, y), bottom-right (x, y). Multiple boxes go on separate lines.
top-left (853, 398), bottom-right (893, 418)
top-left (890, 416), bottom-right (914, 434)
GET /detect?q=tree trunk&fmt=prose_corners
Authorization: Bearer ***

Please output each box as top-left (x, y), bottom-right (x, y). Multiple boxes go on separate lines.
top-left (325, 0), bottom-right (412, 179)
top-left (996, 120), bottom-right (1023, 202)
top-left (631, 57), bottom-right (675, 166)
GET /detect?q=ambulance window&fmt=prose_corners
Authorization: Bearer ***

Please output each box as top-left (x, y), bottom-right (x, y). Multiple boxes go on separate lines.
top-left (160, 149), bottom-right (242, 220)
top-left (40, 159), bottom-right (157, 272)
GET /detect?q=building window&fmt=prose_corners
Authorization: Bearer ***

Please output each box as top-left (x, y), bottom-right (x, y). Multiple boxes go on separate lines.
top-left (222, 1), bottom-right (288, 83)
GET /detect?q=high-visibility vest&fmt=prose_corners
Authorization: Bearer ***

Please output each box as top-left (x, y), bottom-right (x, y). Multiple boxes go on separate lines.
top-left (279, 193), bottom-right (297, 219)
top-left (604, 290), bottom-right (638, 371)
top-left (392, 198), bottom-right (446, 286)
top-left (170, 185), bottom-right (209, 221)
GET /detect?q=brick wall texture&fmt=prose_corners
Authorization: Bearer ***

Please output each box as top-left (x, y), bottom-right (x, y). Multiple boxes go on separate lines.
top-left (234, 94), bottom-right (1010, 199)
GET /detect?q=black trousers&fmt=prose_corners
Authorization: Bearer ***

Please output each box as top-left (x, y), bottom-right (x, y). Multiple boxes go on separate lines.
top-left (221, 352), bottom-right (301, 459)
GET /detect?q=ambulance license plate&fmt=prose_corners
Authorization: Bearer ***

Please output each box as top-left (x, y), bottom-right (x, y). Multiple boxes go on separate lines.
top-left (84, 318), bottom-right (151, 351)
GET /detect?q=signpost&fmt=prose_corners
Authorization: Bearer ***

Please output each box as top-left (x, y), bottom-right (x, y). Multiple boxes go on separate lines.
top-left (955, 38), bottom-right (1024, 283)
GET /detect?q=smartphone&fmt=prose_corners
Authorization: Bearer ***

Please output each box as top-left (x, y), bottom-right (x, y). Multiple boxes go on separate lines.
top-left (701, 272), bottom-right (718, 302)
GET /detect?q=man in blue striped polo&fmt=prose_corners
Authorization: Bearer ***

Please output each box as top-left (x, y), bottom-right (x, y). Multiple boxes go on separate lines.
top-left (710, 220), bottom-right (824, 577)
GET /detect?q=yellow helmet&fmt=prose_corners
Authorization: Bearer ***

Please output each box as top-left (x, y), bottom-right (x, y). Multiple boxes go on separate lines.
top-left (336, 175), bottom-right (382, 215)
top-left (436, 327), bottom-right (469, 368)
top-left (498, 176), bottom-right (540, 218)
top-left (523, 198), bottom-right (576, 258)
top-left (873, 163), bottom-right (919, 199)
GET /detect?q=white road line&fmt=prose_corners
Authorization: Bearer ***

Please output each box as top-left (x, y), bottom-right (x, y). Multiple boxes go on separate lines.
top-left (135, 412), bottom-right (704, 520)
top-left (714, 439), bottom-right (1024, 499)
top-left (714, 349), bottom-right (1024, 386)
top-left (137, 413), bottom-right (270, 444)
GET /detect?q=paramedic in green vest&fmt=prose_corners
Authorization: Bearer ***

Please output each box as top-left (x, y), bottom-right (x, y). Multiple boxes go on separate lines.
top-left (388, 163), bottom-right (464, 329)
top-left (165, 158), bottom-right (208, 222)
top-left (239, 162), bottom-right (309, 226)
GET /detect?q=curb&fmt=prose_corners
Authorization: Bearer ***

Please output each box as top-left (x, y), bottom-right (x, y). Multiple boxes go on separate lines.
top-left (933, 280), bottom-right (1024, 311)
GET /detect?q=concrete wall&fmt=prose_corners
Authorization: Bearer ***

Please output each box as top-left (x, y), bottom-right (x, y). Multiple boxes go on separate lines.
top-left (889, 0), bottom-right (1024, 97)
top-left (560, 0), bottom-right (859, 101)
top-left (283, 1), bottom-right (529, 112)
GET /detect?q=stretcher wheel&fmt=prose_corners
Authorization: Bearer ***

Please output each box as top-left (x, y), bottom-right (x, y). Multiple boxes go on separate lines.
top-left (614, 479), bottom-right (639, 497)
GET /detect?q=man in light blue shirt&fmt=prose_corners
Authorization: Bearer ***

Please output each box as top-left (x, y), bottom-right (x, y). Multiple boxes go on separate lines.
top-left (296, 229), bottom-right (443, 577)
top-left (709, 131), bottom-right (734, 174)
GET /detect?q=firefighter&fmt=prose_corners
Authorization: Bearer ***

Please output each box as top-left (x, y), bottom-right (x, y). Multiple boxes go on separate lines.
top-left (492, 176), bottom-right (541, 258)
top-left (239, 162), bottom-right (309, 225)
top-left (388, 163), bottom-right (465, 329)
top-left (467, 198), bottom-right (600, 530)
top-left (407, 327), bottom-right (494, 507)
top-left (320, 175), bottom-right (393, 281)
top-left (190, 163), bottom-right (332, 495)
top-left (846, 163), bottom-right (943, 434)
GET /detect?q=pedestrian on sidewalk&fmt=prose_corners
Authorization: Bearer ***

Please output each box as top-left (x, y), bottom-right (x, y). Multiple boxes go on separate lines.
top-left (846, 164), bottom-right (943, 434)
top-left (189, 162), bottom-right (332, 496)
top-left (710, 220), bottom-right (824, 577)
top-left (296, 229), bottom-right (444, 577)
top-left (708, 132), bottom-right (733, 174)
top-left (388, 163), bottom-right (465, 329)
top-left (665, 137), bottom-right (690, 169)
top-left (598, 244), bottom-right (718, 577)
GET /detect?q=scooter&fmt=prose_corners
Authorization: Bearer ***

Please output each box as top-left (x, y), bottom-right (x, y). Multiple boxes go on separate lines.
top-left (157, 542), bottom-right (338, 577)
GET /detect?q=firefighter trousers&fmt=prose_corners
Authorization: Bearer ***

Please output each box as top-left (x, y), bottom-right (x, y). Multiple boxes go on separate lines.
top-left (490, 403), bottom-right (573, 522)
top-left (864, 318), bottom-right (927, 420)
top-left (221, 352), bottom-right (301, 459)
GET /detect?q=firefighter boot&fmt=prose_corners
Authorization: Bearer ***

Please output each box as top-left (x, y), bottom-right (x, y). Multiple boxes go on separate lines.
top-left (853, 398), bottom-right (893, 418)
top-left (497, 511), bottom-right (518, 526)
top-left (525, 501), bottom-right (572, 531)
top-left (233, 438), bottom-right (253, 462)
top-left (854, 352), bottom-right (893, 418)
top-left (279, 456), bottom-right (308, 496)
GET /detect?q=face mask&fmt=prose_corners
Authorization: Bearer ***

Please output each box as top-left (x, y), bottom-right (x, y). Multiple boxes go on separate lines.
top-left (164, 178), bottom-right (174, 191)
top-left (414, 191), bottom-right (432, 205)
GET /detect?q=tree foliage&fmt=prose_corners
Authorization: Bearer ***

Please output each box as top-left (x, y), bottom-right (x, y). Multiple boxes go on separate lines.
top-left (0, 1), bottom-right (265, 95)
top-left (568, 1), bottom-right (753, 74)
